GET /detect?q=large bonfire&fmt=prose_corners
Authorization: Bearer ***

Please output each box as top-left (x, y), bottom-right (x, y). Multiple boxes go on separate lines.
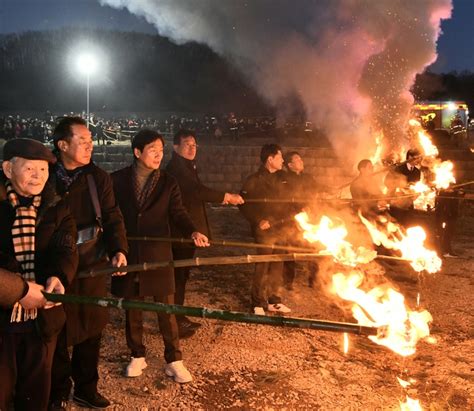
top-left (294, 122), bottom-right (456, 410)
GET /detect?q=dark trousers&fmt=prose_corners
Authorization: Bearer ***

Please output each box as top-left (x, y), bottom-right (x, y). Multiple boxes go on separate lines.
top-left (436, 217), bottom-right (457, 254)
top-left (172, 246), bottom-right (195, 308)
top-left (0, 329), bottom-right (57, 411)
top-left (126, 294), bottom-right (182, 363)
top-left (252, 231), bottom-right (284, 308)
top-left (283, 261), bottom-right (318, 287)
top-left (49, 329), bottom-right (102, 401)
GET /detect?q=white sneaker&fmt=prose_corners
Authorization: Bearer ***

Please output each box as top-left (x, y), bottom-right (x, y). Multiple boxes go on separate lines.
top-left (165, 360), bottom-right (193, 383)
top-left (253, 306), bottom-right (266, 316)
top-left (267, 303), bottom-right (292, 313)
top-left (125, 357), bottom-right (147, 377)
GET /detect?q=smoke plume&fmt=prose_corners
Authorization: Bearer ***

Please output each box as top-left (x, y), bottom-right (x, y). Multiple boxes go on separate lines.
top-left (100, 0), bottom-right (452, 163)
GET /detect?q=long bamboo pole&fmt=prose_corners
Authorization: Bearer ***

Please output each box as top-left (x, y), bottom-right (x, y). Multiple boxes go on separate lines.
top-left (77, 252), bottom-right (409, 279)
top-left (43, 293), bottom-right (378, 336)
top-left (77, 253), bottom-right (329, 279)
top-left (128, 236), bottom-right (319, 254)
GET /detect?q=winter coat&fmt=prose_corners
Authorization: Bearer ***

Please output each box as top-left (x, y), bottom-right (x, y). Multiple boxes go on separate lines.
top-left (0, 172), bottom-right (78, 332)
top-left (111, 166), bottom-right (196, 297)
top-left (239, 167), bottom-right (290, 235)
top-left (51, 162), bottom-right (128, 345)
top-left (165, 152), bottom-right (224, 239)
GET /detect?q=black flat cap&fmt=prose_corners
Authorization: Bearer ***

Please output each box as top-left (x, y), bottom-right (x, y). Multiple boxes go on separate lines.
top-left (3, 138), bottom-right (57, 164)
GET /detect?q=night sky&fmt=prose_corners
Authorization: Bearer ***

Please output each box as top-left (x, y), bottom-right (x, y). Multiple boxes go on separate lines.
top-left (0, 0), bottom-right (473, 73)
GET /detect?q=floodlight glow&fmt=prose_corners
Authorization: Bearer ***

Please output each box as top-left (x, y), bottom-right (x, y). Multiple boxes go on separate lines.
top-left (447, 102), bottom-right (456, 111)
top-left (77, 54), bottom-right (98, 76)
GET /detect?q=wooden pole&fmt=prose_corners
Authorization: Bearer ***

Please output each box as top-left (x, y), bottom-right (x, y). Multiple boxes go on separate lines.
top-left (77, 252), bottom-right (409, 279)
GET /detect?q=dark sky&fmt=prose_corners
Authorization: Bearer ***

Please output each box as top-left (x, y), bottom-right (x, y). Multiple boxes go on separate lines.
top-left (0, 0), bottom-right (472, 73)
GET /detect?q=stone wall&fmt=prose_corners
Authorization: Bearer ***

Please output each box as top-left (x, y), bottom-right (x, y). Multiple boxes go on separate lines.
top-left (1, 140), bottom-right (472, 191)
top-left (92, 144), bottom-right (351, 192)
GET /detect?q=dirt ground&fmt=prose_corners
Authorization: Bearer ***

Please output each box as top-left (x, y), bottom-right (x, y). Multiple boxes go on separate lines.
top-left (70, 206), bottom-right (473, 410)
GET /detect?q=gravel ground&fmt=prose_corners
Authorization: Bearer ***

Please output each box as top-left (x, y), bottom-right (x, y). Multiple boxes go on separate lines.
top-left (68, 207), bottom-right (473, 410)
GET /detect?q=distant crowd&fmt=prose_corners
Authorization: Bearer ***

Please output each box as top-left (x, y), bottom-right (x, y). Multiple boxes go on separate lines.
top-left (0, 112), bottom-right (306, 144)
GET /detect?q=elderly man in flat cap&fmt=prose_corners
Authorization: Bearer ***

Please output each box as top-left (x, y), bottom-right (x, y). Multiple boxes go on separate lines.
top-left (0, 138), bottom-right (78, 411)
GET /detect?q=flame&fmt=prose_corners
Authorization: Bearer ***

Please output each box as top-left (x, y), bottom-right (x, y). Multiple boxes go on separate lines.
top-left (397, 377), bottom-right (411, 388)
top-left (399, 396), bottom-right (423, 411)
top-left (332, 271), bottom-right (432, 357)
top-left (408, 119), bottom-right (421, 127)
top-left (343, 332), bottom-right (349, 354)
top-left (370, 132), bottom-right (384, 165)
top-left (433, 160), bottom-right (455, 189)
top-left (408, 161), bottom-right (455, 211)
top-left (358, 213), bottom-right (441, 274)
top-left (411, 180), bottom-right (436, 211)
top-left (417, 130), bottom-right (439, 157)
top-left (409, 119), bottom-right (439, 157)
top-left (295, 212), bottom-right (377, 266)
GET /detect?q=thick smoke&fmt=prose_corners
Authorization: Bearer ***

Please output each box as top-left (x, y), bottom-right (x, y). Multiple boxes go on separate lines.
top-left (100, 0), bottom-right (452, 163)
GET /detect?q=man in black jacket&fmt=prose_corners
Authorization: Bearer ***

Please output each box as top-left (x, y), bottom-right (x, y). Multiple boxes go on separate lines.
top-left (239, 144), bottom-right (291, 315)
top-left (0, 138), bottom-right (78, 411)
top-left (385, 148), bottom-right (424, 226)
top-left (283, 151), bottom-right (319, 289)
top-left (165, 129), bottom-right (243, 337)
top-left (48, 117), bottom-right (128, 410)
top-left (112, 130), bottom-right (208, 382)
top-left (394, 149), bottom-right (422, 184)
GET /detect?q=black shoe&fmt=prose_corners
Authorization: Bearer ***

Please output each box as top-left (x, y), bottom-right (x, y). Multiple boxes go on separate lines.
top-left (73, 392), bottom-right (110, 409)
top-left (179, 316), bottom-right (202, 330)
top-left (48, 399), bottom-right (68, 411)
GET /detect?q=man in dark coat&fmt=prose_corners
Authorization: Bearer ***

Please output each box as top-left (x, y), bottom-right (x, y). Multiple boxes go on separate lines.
top-left (112, 129), bottom-right (208, 383)
top-left (394, 148), bottom-right (422, 184)
top-left (350, 159), bottom-right (387, 217)
top-left (385, 149), bottom-right (424, 226)
top-left (283, 151), bottom-right (319, 289)
top-left (239, 144), bottom-right (291, 315)
top-left (48, 117), bottom-right (128, 410)
top-left (165, 129), bottom-right (243, 336)
top-left (0, 138), bottom-right (78, 411)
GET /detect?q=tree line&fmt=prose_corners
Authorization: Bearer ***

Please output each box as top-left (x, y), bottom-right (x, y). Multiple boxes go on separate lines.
top-left (1, 28), bottom-right (473, 115)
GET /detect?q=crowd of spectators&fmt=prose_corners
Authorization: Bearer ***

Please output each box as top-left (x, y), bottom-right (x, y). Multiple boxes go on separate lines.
top-left (0, 112), bottom-right (306, 144)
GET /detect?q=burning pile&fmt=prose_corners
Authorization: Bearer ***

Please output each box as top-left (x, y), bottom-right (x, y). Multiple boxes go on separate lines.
top-left (407, 120), bottom-right (456, 211)
top-left (358, 213), bottom-right (442, 274)
top-left (294, 210), bottom-right (439, 356)
top-left (295, 208), bottom-right (439, 409)
top-left (294, 213), bottom-right (376, 266)
top-left (332, 271), bottom-right (432, 357)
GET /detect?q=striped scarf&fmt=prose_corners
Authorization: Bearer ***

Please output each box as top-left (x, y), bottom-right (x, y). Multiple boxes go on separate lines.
top-left (6, 180), bottom-right (41, 322)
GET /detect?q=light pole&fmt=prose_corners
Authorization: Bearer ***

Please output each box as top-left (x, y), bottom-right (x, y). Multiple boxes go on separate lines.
top-left (77, 54), bottom-right (98, 129)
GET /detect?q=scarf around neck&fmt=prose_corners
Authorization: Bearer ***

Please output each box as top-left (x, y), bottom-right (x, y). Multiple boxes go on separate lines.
top-left (5, 180), bottom-right (41, 322)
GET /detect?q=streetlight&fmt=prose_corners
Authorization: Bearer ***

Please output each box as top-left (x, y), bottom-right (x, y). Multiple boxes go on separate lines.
top-left (77, 53), bottom-right (98, 128)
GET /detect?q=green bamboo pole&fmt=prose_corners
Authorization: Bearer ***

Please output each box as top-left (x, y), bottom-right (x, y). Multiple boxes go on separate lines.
top-left (43, 293), bottom-right (378, 336)
top-left (77, 252), bottom-right (409, 279)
